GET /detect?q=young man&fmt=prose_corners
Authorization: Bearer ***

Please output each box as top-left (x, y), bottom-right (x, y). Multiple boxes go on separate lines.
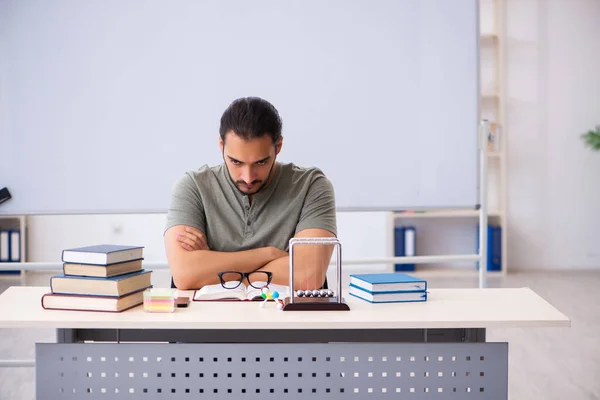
top-left (164, 97), bottom-right (337, 290)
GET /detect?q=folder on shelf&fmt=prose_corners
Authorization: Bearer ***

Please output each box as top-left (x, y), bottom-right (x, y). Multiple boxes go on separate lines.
top-left (0, 230), bottom-right (9, 262)
top-left (403, 226), bottom-right (416, 271)
top-left (394, 225), bottom-right (416, 271)
top-left (10, 230), bottom-right (20, 262)
top-left (393, 226), bottom-right (405, 271)
top-left (491, 226), bottom-right (502, 271)
top-left (476, 225), bottom-right (501, 271)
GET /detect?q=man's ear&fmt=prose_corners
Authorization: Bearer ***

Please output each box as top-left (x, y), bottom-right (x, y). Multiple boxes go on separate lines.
top-left (275, 136), bottom-right (283, 155)
top-left (219, 136), bottom-right (224, 153)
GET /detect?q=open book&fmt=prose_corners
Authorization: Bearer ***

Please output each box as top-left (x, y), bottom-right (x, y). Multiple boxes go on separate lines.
top-left (193, 282), bottom-right (290, 301)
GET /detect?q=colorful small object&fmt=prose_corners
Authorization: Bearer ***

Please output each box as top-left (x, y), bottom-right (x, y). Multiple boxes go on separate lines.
top-left (259, 286), bottom-right (284, 310)
top-left (143, 288), bottom-right (177, 313)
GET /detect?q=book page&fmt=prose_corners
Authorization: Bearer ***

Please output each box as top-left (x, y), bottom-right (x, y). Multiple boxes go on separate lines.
top-left (193, 283), bottom-right (247, 301)
top-left (246, 283), bottom-right (290, 300)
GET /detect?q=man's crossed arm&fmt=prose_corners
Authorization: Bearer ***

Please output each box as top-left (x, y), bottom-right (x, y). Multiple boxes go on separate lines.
top-left (164, 225), bottom-right (334, 290)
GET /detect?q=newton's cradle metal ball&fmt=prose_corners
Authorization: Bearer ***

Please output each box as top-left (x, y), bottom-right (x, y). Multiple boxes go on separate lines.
top-left (295, 289), bottom-right (334, 298)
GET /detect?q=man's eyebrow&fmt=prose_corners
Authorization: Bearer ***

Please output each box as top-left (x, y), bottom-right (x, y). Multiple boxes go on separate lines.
top-left (255, 156), bottom-right (271, 164)
top-left (227, 156), bottom-right (271, 164)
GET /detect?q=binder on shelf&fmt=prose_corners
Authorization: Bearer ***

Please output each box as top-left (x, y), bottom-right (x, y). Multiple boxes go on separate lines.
top-left (393, 226), bottom-right (405, 271)
top-left (476, 225), bottom-right (502, 271)
top-left (491, 226), bottom-right (502, 271)
top-left (394, 225), bottom-right (415, 272)
top-left (0, 230), bottom-right (9, 262)
top-left (0, 228), bottom-right (20, 274)
top-left (404, 226), bottom-right (416, 271)
top-left (10, 230), bottom-right (20, 262)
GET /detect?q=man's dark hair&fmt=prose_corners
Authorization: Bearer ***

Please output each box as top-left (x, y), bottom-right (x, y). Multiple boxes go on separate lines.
top-left (219, 97), bottom-right (282, 144)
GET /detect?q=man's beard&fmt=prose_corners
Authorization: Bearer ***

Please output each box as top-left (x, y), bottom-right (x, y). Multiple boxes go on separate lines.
top-left (224, 156), bottom-right (277, 197)
top-left (234, 179), bottom-right (268, 196)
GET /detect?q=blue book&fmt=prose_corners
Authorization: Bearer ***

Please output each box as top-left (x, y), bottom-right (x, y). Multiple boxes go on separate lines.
top-left (62, 244), bottom-right (144, 265)
top-left (349, 284), bottom-right (427, 303)
top-left (349, 273), bottom-right (427, 293)
top-left (50, 270), bottom-right (152, 297)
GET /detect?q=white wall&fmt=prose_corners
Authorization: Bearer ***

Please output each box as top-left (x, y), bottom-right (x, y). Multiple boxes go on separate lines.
top-left (505, 0), bottom-right (600, 270)
top-left (26, 212), bottom-right (394, 284)
top-left (22, 0), bottom-right (600, 271)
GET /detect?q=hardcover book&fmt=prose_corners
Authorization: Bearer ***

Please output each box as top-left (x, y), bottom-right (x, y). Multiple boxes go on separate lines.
top-left (41, 288), bottom-right (146, 312)
top-left (50, 270), bottom-right (152, 297)
top-left (348, 273), bottom-right (427, 293)
top-left (61, 244), bottom-right (144, 265)
top-left (193, 282), bottom-right (289, 301)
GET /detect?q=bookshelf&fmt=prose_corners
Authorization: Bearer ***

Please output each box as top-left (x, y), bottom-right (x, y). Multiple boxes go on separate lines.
top-left (394, 0), bottom-right (507, 277)
top-left (0, 215), bottom-right (27, 275)
top-left (395, 209), bottom-right (502, 219)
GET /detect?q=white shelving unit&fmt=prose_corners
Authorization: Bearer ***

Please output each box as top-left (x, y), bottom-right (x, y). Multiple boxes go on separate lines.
top-left (393, 0), bottom-right (507, 276)
top-left (0, 215), bottom-right (27, 275)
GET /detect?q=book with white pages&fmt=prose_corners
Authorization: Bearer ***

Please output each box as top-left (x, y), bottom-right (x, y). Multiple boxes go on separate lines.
top-left (349, 273), bottom-right (427, 293)
top-left (349, 284), bottom-right (428, 303)
top-left (193, 282), bottom-right (290, 301)
top-left (62, 244), bottom-right (144, 265)
top-left (41, 288), bottom-right (146, 312)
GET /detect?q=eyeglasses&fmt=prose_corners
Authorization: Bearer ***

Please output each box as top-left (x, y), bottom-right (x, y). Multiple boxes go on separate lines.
top-left (217, 271), bottom-right (273, 289)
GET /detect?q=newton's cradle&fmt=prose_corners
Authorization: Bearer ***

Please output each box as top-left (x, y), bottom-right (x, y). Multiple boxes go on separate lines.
top-left (282, 237), bottom-right (350, 311)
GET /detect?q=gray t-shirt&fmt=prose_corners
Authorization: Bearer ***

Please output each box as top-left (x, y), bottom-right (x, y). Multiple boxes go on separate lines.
top-left (164, 162), bottom-right (337, 252)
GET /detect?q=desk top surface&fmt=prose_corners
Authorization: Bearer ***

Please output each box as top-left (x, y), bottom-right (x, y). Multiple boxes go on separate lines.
top-left (0, 286), bottom-right (570, 330)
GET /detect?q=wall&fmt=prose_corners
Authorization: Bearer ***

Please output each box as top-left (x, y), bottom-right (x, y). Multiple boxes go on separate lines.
top-left (26, 212), bottom-right (394, 288)
top-left (23, 0), bottom-right (600, 272)
top-left (505, 0), bottom-right (600, 269)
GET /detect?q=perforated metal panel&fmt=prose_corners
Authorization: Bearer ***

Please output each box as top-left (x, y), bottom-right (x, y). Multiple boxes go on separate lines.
top-left (36, 342), bottom-right (508, 399)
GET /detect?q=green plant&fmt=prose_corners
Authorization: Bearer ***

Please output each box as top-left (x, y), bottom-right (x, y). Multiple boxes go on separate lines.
top-left (581, 126), bottom-right (600, 151)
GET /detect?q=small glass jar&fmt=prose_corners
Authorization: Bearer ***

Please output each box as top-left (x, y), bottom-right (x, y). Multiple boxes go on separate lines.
top-left (143, 288), bottom-right (177, 313)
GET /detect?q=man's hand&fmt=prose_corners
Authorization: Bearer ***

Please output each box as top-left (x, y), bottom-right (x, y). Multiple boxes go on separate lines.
top-left (176, 226), bottom-right (209, 251)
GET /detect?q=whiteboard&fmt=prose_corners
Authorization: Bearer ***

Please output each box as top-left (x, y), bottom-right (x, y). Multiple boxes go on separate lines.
top-left (0, 0), bottom-right (480, 215)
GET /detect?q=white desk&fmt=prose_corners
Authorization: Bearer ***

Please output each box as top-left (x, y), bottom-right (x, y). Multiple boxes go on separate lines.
top-left (0, 286), bottom-right (570, 400)
top-left (0, 286), bottom-right (570, 329)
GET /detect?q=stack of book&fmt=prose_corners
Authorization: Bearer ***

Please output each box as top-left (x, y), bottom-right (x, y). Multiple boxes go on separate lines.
top-left (41, 244), bottom-right (151, 312)
top-left (348, 273), bottom-right (428, 303)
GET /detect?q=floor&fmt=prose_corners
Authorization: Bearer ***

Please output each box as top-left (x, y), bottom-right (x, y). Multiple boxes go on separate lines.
top-left (0, 269), bottom-right (598, 400)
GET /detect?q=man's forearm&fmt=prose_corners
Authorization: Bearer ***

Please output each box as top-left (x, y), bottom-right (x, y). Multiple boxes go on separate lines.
top-left (257, 255), bottom-right (328, 290)
top-left (171, 247), bottom-right (281, 289)
top-left (256, 256), bottom-right (290, 286)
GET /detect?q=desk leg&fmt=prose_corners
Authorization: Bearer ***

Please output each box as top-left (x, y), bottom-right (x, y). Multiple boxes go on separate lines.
top-left (56, 329), bottom-right (78, 344)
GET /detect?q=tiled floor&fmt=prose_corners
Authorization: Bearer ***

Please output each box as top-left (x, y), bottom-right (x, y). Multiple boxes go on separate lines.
top-left (0, 269), bottom-right (598, 400)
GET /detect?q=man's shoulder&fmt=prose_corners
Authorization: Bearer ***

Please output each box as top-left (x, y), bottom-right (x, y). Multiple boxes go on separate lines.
top-left (176, 164), bottom-right (224, 188)
top-left (279, 162), bottom-right (329, 182)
